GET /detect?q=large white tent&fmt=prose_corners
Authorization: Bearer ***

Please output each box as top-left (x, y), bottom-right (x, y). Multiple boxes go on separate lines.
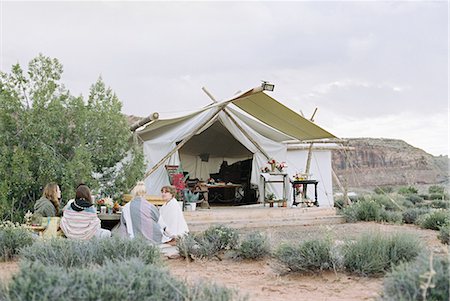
top-left (136, 86), bottom-right (336, 207)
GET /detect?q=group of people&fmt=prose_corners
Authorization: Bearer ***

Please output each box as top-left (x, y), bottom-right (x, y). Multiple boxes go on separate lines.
top-left (33, 182), bottom-right (189, 245)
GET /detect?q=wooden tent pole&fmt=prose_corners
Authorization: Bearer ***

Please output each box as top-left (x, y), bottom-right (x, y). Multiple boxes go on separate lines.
top-left (201, 87), bottom-right (271, 160)
top-left (304, 108), bottom-right (318, 176)
top-left (143, 106), bottom-right (223, 180)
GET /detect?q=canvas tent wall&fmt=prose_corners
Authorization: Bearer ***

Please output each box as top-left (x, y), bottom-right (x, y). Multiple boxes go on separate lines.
top-left (286, 143), bottom-right (339, 207)
top-left (136, 87), bottom-right (336, 205)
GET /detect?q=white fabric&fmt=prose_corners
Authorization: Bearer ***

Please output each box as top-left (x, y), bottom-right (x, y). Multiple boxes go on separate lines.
top-left (159, 198), bottom-right (189, 243)
top-left (121, 202), bottom-right (134, 238)
top-left (95, 228), bottom-right (111, 239)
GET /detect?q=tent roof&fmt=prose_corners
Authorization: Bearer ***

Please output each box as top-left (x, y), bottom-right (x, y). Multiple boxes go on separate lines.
top-left (137, 88), bottom-right (336, 141)
top-left (231, 92), bottom-right (336, 140)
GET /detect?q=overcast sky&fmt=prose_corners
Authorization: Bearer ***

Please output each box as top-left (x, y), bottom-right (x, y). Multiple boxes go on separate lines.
top-left (1, 1), bottom-right (448, 156)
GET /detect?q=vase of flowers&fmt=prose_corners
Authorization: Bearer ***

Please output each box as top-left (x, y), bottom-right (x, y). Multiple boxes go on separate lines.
top-left (268, 159), bottom-right (276, 172)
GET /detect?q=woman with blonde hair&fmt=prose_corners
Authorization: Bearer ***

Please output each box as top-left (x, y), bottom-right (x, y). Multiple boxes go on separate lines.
top-left (119, 181), bottom-right (165, 244)
top-left (34, 183), bottom-right (61, 217)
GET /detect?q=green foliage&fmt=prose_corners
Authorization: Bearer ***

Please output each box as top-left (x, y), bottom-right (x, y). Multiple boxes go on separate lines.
top-left (203, 225), bottom-right (240, 251)
top-left (418, 210), bottom-right (450, 231)
top-left (398, 186), bottom-right (418, 195)
top-left (19, 236), bottom-right (161, 268)
top-left (428, 185), bottom-right (445, 195)
top-left (405, 194), bottom-right (424, 205)
top-left (430, 199), bottom-right (449, 209)
top-left (382, 254), bottom-right (449, 301)
top-left (0, 54), bottom-right (144, 222)
top-left (379, 210), bottom-right (403, 224)
top-left (342, 232), bottom-right (422, 276)
top-left (402, 208), bottom-right (430, 224)
top-left (0, 223), bottom-right (34, 261)
top-left (374, 186), bottom-right (393, 194)
top-left (274, 238), bottom-right (334, 273)
top-left (177, 225), bottom-right (239, 260)
top-left (437, 223), bottom-right (449, 244)
top-left (235, 232), bottom-right (270, 260)
top-left (333, 197), bottom-right (344, 209)
top-left (0, 258), bottom-right (245, 301)
top-left (341, 200), bottom-right (382, 222)
top-left (429, 193), bottom-right (449, 200)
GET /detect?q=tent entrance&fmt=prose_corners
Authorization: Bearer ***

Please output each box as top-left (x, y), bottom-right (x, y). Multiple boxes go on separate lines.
top-left (178, 120), bottom-right (257, 205)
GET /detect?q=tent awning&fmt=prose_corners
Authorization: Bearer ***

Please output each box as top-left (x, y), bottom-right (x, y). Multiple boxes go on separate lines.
top-left (231, 92), bottom-right (336, 140)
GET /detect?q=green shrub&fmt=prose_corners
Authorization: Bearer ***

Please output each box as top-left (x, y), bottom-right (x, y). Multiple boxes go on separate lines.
top-left (418, 210), bottom-right (450, 230)
top-left (0, 222), bottom-right (34, 261)
top-left (0, 258), bottom-right (244, 301)
top-left (428, 185), bottom-right (445, 195)
top-left (382, 253), bottom-right (449, 301)
top-left (341, 200), bottom-right (382, 222)
top-left (374, 186), bottom-right (394, 194)
top-left (437, 223), bottom-right (449, 245)
top-left (19, 236), bottom-right (161, 268)
top-left (429, 193), bottom-right (449, 200)
top-left (342, 232), bottom-right (422, 276)
top-left (203, 225), bottom-right (239, 251)
top-left (405, 194), bottom-right (424, 205)
top-left (379, 209), bottom-right (403, 224)
top-left (177, 234), bottom-right (219, 259)
top-left (370, 194), bottom-right (399, 211)
top-left (334, 198), bottom-right (344, 209)
top-left (398, 186), bottom-right (418, 195)
top-left (177, 225), bottom-right (239, 260)
top-left (235, 232), bottom-right (270, 260)
top-left (274, 238), bottom-right (334, 273)
top-left (402, 208), bottom-right (430, 224)
top-left (430, 199), bottom-right (449, 209)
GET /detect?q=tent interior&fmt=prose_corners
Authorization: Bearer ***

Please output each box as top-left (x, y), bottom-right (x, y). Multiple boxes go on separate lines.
top-left (178, 120), bottom-right (258, 205)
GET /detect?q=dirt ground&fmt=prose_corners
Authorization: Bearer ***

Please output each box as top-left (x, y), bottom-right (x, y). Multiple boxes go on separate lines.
top-left (0, 222), bottom-right (446, 300)
top-left (166, 222), bottom-right (447, 301)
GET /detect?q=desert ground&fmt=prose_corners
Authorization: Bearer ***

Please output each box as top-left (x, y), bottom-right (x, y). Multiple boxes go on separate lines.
top-left (0, 222), bottom-right (446, 301)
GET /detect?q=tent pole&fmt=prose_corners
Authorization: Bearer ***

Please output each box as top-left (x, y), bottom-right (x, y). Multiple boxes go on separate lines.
top-left (304, 108), bottom-right (318, 176)
top-left (143, 106), bottom-right (223, 180)
top-left (201, 87), bottom-right (271, 160)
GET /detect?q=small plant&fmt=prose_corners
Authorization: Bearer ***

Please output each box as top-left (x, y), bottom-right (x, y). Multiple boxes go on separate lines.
top-left (418, 210), bottom-right (450, 230)
top-left (342, 232), bottom-right (422, 276)
top-left (379, 209), bottom-right (403, 224)
top-left (402, 208), bottom-right (430, 224)
top-left (398, 186), bottom-right (418, 195)
top-left (19, 236), bottom-right (161, 267)
top-left (0, 258), bottom-right (245, 301)
top-left (437, 223), bottom-right (449, 245)
top-left (430, 199), bottom-right (449, 209)
top-left (405, 194), bottom-right (424, 205)
top-left (203, 225), bottom-right (239, 251)
top-left (382, 253), bottom-right (449, 301)
top-left (235, 232), bottom-right (270, 260)
top-left (374, 186), bottom-right (393, 194)
top-left (428, 185), bottom-right (445, 195)
top-left (274, 238), bottom-right (334, 273)
top-left (341, 200), bottom-right (382, 222)
top-left (0, 222), bottom-right (35, 261)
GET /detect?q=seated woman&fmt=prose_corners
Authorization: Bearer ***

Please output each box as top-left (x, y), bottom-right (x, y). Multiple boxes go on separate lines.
top-left (34, 182), bottom-right (61, 217)
top-left (118, 181), bottom-right (165, 244)
top-left (60, 185), bottom-right (111, 240)
top-left (160, 185), bottom-right (189, 243)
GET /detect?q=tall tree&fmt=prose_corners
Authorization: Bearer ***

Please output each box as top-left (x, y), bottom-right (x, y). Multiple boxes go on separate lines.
top-left (0, 54), bottom-right (144, 222)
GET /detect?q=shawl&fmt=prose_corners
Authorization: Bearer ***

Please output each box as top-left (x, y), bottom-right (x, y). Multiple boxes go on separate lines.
top-left (160, 198), bottom-right (189, 243)
top-left (119, 197), bottom-right (163, 244)
top-left (60, 200), bottom-right (100, 240)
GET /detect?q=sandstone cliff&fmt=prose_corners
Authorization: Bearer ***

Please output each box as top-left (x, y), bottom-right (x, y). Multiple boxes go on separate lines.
top-left (332, 138), bottom-right (449, 188)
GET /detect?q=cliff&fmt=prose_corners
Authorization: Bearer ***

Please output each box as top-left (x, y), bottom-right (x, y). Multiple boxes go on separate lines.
top-left (332, 138), bottom-right (449, 188)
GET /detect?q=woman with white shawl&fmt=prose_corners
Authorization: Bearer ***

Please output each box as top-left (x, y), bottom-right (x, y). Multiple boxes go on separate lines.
top-left (160, 185), bottom-right (189, 243)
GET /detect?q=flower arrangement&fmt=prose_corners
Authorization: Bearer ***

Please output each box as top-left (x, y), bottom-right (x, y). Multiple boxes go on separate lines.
top-left (97, 197), bottom-right (114, 208)
top-left (293, 172), bottom-right (308, 181)
top-left (261, 159), bottom-right (287, 173)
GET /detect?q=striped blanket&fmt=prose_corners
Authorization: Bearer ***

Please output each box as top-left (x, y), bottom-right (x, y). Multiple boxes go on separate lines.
top-left (60, 202), bottom-right (101, 240)
top-left (119, 197), bottom-right (163, 244)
